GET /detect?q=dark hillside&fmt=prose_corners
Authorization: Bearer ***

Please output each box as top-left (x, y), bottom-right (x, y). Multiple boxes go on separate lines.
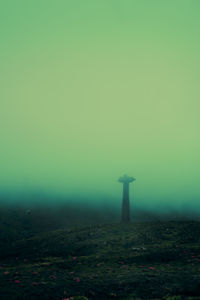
top-left (0, 221), bottom-right (200, 299)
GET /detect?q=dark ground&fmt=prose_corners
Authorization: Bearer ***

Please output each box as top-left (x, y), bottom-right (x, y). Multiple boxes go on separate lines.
top-left (0, 217), bottom-right (200, 300)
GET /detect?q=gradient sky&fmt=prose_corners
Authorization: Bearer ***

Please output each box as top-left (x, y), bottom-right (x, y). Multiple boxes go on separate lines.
top-left (1, 0), bottom-right (200, 210)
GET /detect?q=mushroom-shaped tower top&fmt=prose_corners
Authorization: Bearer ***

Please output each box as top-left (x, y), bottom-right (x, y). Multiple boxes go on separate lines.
top-left (118, 174), bottom-right (136, 183)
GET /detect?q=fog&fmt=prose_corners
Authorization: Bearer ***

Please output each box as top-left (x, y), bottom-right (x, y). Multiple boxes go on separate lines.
top-left (1, 0), bottom-right (200, 218)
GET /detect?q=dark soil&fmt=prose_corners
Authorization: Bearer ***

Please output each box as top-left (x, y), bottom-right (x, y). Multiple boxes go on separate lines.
top-left (0, 221), bottom-right (200, 300)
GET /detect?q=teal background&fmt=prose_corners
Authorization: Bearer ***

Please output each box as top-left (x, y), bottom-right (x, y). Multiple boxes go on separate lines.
top-left (0, 1), bottom-right (200, 212)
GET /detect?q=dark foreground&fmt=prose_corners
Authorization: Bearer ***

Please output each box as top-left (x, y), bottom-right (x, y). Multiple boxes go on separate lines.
top-left (0, 221), bottom-right (200, 300)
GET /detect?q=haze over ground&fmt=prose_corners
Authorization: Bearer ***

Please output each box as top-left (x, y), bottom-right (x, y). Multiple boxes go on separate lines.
top-left (0, 1), bottom-right (200, 216)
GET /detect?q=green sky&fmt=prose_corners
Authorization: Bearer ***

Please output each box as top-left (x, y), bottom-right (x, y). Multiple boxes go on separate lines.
top-left (0, 0), bottom-right (200, 210)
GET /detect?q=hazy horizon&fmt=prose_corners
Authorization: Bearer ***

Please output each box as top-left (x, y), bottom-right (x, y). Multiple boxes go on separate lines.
top-left (1, 1), bottom-right (200, 214)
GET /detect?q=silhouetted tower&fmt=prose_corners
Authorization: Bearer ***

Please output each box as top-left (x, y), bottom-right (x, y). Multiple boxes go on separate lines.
top-left (118, 174), bottom-right (135, 223)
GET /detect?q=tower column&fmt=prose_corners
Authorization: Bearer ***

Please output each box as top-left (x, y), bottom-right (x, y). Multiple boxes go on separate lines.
top-left (122, 181), bottom-right (130, 222)
top-left (118, 175), bottom-right (135, 223)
